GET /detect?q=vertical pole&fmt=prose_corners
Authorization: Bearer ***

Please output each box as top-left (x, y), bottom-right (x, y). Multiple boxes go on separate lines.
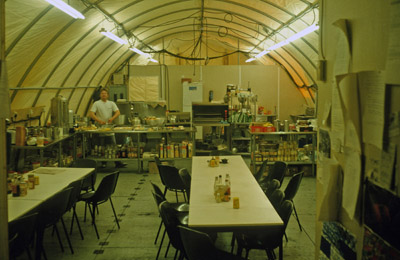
top-left (0, 0), bottom-right (9, 258)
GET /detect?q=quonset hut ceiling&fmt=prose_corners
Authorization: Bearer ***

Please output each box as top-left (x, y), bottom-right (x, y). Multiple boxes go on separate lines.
top-left (5, 0), bottom-right (319, 118)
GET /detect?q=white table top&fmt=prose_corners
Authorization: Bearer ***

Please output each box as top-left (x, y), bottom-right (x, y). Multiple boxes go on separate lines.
top-left (189, 156), bottom-right (283, 229)
top-left (8, 167), bottom-right (94, 222)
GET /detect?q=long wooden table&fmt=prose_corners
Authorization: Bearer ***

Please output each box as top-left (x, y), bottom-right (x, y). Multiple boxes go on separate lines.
top-left (8, 167), bottom-right (94, 222)
top-left (189, 156), bottom-right (283, 232)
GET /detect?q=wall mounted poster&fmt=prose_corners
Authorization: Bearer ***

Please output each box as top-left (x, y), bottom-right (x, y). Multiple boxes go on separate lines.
top-left (363, 226), bottom-right (400, 259)
top-left (320, 221), bottom-right (356, 260)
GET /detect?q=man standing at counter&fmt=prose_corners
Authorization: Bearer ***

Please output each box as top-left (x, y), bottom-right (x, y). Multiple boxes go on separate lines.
top-left (90, 88), bottom-right (126, 168)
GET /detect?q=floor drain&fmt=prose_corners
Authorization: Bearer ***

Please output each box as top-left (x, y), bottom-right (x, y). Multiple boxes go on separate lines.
top-left (128, 197), bottom-right (135, 200)
top-left (143, 174), bottom-right (149, 177)
top-left (138, 182), bottom-right (144, 185)
top-left (140, 179), bottom-right (146, 181)
top-left (130, 193), bottom-right (137, 196)
top-left (118, 213), bottom-right (126, 217)
top-left (114, 219), bottom-right (122, 222)
top-left (137, 212), bottom-right (152, 216)
top-left (123, 205), bottom-right (130, 208)
top-left (93, 249), bottom-right (104, 254)
top-left (107, 230), bottom-right (116, 233)
top-left (135, 187), bottom-right (141, 190)
top-left (99, 242), bottom-right (109, 246)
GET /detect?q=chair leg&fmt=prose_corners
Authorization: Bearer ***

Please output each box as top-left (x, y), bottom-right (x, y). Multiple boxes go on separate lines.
top-left (175, 191), bottom-right (179, 203)
top-left (156, 229), bottom-right (166, 260)
top-left (154, 219), bottom-right (163, 244)
top-left (284, 232), bottom-right (288, 242)
top-left (292, 202), bottom-right (302, 231)
top-left (163, 187), bottom-right (168, 197)
top-left (53, 223), bottom-right (64, 252)
top-left (109, 198), bottom-right (120, 229)
top-left (165, 241), bottom-right (171, 257)
top-left (72, 206), bottom-right (84, 240)
top-left (230, 233), bottom-right (235, 253)
top-left (26, 247), bottom-right (33, 260)
top-left (83, 202), bottom-right (87, 222)
top-left (60, 217), bottom-right (74, 254)
top-left (88, 203), bottom-right (100, 239)
top-left (279, 241), bottom-right (283, 260)
top-left (245, 249), bottom-right (250, 259)
top-left (173, 249), bottom-right (178, 260)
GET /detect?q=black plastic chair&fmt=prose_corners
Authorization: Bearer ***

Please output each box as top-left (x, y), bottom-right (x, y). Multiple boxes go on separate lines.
top-left (235, 200), bottom-right (294, 260)
top-left (269, 189), bottom-right (285, 210)
top-left (179, 168), bottom-right (191, 201)
top-left (179, 225), bottom-right (246, 260)
top-left (158, 164), bottom-right (188, 202)
top-left (260, 161), bottom-right (287, 189)
top-left (254, 159), bottom-right (268, 183)
top-left (71, 159), bottom-right (97, 192)
top-left (9, 213), bottom-right (38, 260)
top-left (158, 201), bottom-right (188, 260)
top-left (283, 171), bottom-right (304, 231)
top-left (210, 150), bottom-right (233, 156)
top-left (264, 179), bottom-right (281, 198)
top-left (80, 171), bottom-right (120, 239)
top-left (35, 187), bottom-right (73, 260)
top-left (150, 181), bottom-right (189, 213)
top-left (66, 179), bottom-right (84, 242)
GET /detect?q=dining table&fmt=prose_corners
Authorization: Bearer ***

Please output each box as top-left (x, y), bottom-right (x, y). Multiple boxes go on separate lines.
top-left (8, 167), bottom-right (95, 222)
top-left (189, 155), bottom-right (283, 232)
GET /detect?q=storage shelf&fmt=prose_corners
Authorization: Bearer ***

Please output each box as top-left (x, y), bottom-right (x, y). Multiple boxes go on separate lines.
top-left (249, 131), bottom-right (316, 135)
top-left (231, 137), bottom-right (251, 141)
top-left (236, 152), bottom-right (251, 156)
top-left (12, 134), bottom-right (75, 150)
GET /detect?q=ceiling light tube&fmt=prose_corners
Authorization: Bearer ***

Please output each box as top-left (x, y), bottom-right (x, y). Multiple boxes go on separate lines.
top-left (149, 58), bottom-right (158, 63)
top-left (45, 0), bottom-right (85, 19)
top-left (100, 29), bottom-right (128, 45)
top-left (254, 24), bottom-right (319, 58)
top-left (245, 57), bottom-right (256, 63)
top-left (129, 47), bottom-right (151, 58)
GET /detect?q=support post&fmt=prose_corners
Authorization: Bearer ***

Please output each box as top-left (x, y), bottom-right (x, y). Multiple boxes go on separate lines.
top-left (0, 0), bottom-right (9, 258)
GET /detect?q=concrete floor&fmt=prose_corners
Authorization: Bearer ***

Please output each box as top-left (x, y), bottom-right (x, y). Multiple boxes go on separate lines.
top-left (36, 160), bottom-right (316, 260)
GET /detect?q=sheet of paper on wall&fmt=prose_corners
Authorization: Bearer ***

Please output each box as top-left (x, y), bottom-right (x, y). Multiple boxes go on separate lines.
top-left (385, 1), bottom-right (400, 85)
top-left (333, 19), bottom-right (351, 78)
top-left (321, 102), bottom-right (332, 128)
top-left (338, 73), bottom-right (359, 121)
top-left (0, 60), bottom-right (11, 118)
top-left (359, 71), bottom-right (386, 150)
top-left (389, 111), bottom-right (400, 138)
top-left (378, 143), bottom-right (396, 190)
top-left (317, 157), bottom-right (341, 221)
top-left (331, 79), bottom-right (345, 152)
top-left (345, 120), bottom-right (361, 153)
top-left (342, 147), bottom-right (362, 220)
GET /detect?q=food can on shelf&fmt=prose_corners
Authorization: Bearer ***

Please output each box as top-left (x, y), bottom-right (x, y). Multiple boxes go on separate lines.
top-left (233, 197), bottom-right (240, 209)
top-left (174, 144), bottom-right (180, 158)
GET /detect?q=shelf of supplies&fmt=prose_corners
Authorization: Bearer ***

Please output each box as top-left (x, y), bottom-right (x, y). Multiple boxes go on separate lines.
top-left (85, 157), bottom-right (136, 161)
top-left (249, 131), bottom-right (316, 135)
top-left (230, 122), bottom-right (251, 125)
top-left (231, 137), bottom-right (251, 141)
top-left (193, 122), bottom-right (230, 127)
top-left (254, 161), bottom-right (313, 165)
top-left (236, 152), bottom-right (251, 156)
top-left (140, 157), bottom-right (192, 161)
top-left (11, 134), bottom-right (75, 150)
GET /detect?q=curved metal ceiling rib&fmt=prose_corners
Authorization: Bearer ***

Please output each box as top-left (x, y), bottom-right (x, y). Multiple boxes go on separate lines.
top-left (6, 0), bottom-right (318, 116)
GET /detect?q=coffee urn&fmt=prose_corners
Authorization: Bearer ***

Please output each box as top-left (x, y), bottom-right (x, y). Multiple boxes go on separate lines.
top-left (51, 96), bottom-right (69, 134)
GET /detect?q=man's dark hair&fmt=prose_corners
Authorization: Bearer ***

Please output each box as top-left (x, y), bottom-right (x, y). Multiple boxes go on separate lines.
top-left (100, 88), bottom-right (109, 94)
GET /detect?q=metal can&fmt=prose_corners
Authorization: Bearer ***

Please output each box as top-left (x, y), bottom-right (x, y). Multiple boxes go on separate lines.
top-left (284, 120), bottom-right (289, 132)
top-left (34, 175), bottom-right (40, 185)
top-left (233, 197), bottom-right (240, 209)
top-left (28, 174), bottom-right (35, 189)
top-left (20, 182), bottom-right (28, 196)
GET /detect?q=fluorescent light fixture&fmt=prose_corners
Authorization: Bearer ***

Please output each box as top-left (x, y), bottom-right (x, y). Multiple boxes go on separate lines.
top-left (100, 28), bottom-right (128, 45)
top-left (255, 50), bottom-right (270, 58)
top-left (45, 0), bottom-right (85, 19)
top-left (149, 58), bottom-right (158, 63)
top-left (255, 24), bottom-right (319, 58)
top-left (129, 47), bottom-right (151, 58)
top-left (245, 57), bottom-right (256, 63)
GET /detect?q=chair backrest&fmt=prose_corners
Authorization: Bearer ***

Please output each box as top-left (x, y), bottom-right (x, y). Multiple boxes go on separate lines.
top-left (210, 150), bottom-right (232, 156)
top-left (90, 171), bottom-right (119, 203)
top-left (38, 187), bottom-right (73, 227)
top-left (269, 189), bottom-right (285, 210)
top-left (151, 191), bottom-right (166, 213)
top-left (66, 179), bottom-right (83, 211)
top-left (264, 179), bottom-right (280, 198)
top-left (159, 201), bottom-right (185, 253)
top-left (72, 159), bottom-right (97, 190)
top-left (268, 161), bottom-right (287, 187)
top-left (179, 225), bottom-right (219, 260)
top-left (150, 181), bottom-right (166, 200)
top-left (179, 168), bottom-right (191, 200)
top-left (279, 200), bottom-right (294, 229)
top-left (154, 157), bottom-right (166, 186)
top-left (158, 164), bottom-right (186, 190)
top-left (255, 159), bottom-right (268, 182)
top-left (8, 213), bottom-right (38, 258)
top-left (283, 171), bottom-right (304, 201)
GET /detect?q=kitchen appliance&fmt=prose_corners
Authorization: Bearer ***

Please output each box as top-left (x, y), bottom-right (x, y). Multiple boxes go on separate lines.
top-left (192, 103), bottom-right (228, 123)
top-left (114, 114), bottom-right (126, 125)
top-left (51, 96), bottom-right (69, 132)
top-left (183, 82), bottom-right (203, 113)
